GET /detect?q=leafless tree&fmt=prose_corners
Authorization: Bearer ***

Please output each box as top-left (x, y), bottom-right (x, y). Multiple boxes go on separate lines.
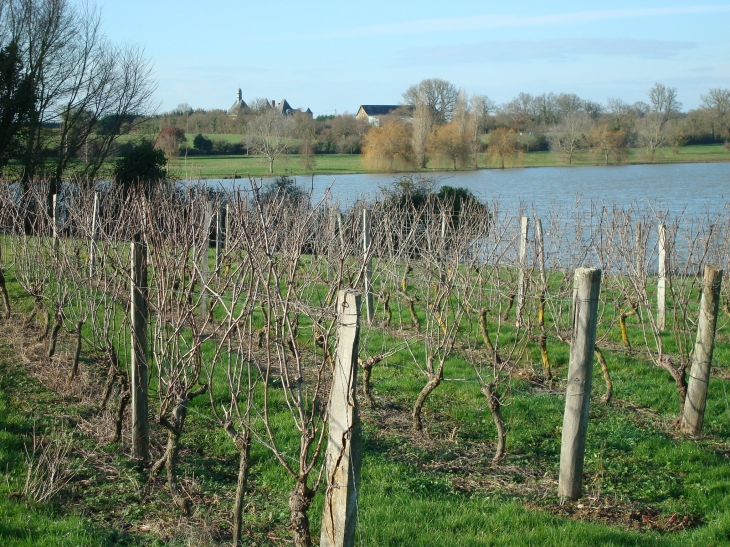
top-left (402, 78), bottom-right (458, 125)
top-left (701, 87), bottom-right (730, 144)
top-left (247, 109), bottom-right (294, 173)
top-left (548, 112), bottom-right (593, 164)
top-left (3, 0), bottom-right (156, 208)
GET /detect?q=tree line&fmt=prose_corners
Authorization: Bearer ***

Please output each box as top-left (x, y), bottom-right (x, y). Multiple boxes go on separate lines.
top-left (139, 79), bottom-right (730, 173)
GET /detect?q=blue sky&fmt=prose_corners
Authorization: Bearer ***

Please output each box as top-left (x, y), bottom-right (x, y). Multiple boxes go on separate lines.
top-left (93, 0), bottom-right (730, 116)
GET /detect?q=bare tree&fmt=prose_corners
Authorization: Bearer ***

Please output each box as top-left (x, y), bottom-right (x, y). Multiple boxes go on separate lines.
top-left (247, 109), bottom-right (294, 173)
top-left (548, 112), bottom-right (593, 164)
top-left (411, 97), bottom-right (434, 169)
top-left (467, 94), bottom-right (495, 168)
top-left (402, 78), bottom-right (458, 125)
top-left (701, 87), bottom-right (730, 145)
top-left (3, 0), bottom-right (156, 206)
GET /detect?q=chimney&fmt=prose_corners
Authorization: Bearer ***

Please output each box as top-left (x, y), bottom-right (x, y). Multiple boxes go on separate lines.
top-left (272, 100), bottom-right (275, 108)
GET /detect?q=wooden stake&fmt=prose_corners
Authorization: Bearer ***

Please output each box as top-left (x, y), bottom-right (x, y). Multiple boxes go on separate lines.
top-left (130, 238), bottom-right (149, 461)
top-left (657, 224), bottom-right (667, 330)
top-left (363, 208), bottom-right (373, 324)
top-left (89, 192), bottom-right (99, 277)
top-left (680, 265), bottom-right (723, 436)
top-left (321, 290), bottom-right (362, 547)
top-left (215, 203), bottom-right (225, 275)
top-left (516, 216), bottom-right (529, 327)
top-left (558, 267), bottom-right (602, 501)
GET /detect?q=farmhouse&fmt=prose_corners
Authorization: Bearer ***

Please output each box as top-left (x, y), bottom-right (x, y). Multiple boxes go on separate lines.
top-left (356, 105), bottom-right (412, 126)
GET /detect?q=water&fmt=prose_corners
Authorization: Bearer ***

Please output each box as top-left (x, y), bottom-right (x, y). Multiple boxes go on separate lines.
top-left (204, 162), bottom-right (730, 218)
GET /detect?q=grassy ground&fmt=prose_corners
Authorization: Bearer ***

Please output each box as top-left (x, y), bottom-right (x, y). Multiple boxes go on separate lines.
top-left (158, 144), bottom-right (730, 179)
top-left (2, 253), bottom-right (730, 546)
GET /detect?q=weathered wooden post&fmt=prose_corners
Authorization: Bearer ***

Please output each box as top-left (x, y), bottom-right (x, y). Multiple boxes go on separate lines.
top-left (89, 192), bottom-right (99, 277)
top-left (558, 267), bottom-right (602, 501)
top-left (536, 218), bottom-right (546, 285)
top-left (215, 203), bottom-right (225, 275)
top-left (440, 209), bottom-right (447, 284)
top-left (337, 211), bottom-right (345, 254)
top-left (130, 236), bottom-right (149, 461)
top-left (657, 224), bottom-right (667, 330)
top-left (635, 221), bottom-right (643, 278)
top-left (680, 265), bottom-right (723, 436)
top-left (516, 216), bottom-right (529, 327)
top-left (362, 208), bottom-right (373, 324)
top-left (52, 193), bottom-right (59, 253)
top-left (321, 289), bottom-right (362, 547)
top-left (200, 202), bottom-right (212, 320)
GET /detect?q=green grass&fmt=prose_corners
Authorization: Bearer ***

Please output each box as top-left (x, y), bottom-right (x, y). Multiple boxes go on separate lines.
top-left (157, 144), bottom-right (730, 179)
top-left (164, 153), bottom-right (370, 179)
top-left (2, 244), bottom-right (730, 546)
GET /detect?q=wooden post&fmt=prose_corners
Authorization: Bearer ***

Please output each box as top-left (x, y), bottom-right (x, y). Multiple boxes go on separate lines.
top-left (680, 265), bottom-right (723, 435)
top-left (635, 221), bottom-right (643, 277)
top-left (337, 211), bottom-right (345, 254)
top-left (657, 224), bottom-right (667, 330)
top-left (440, 209), bottom-right (447, 284)
top-left (516, 216), bottom-right (529, 327)
top-left (363, 208), bottom-right (373, 324)
top-left (52, 193), bottom-right (59, 253)
top-left (215, 203), bottom-right (224, 275)
top-left (321, 290), bottom-right (362, 547)
top-left (89, 192), bottom-right (99, 277)
top-left (558, 267), bottom-right (602, 501)
top-left (200, 203), bottom-right (212, 320)
top-left (536, 219), bottom-right (546, 286)
top-left (130, 238), bottom-right (149, 461)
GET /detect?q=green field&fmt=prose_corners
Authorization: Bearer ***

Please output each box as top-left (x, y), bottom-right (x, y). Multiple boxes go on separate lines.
top-left (157, 142), bottom-right (730, 179)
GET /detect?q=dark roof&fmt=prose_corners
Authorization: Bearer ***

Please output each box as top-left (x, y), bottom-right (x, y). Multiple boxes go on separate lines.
top-left (358, 105), bottom-right (401, 116)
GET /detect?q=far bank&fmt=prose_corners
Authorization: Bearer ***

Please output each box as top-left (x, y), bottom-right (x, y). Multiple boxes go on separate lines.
top-left (165, 143), bottom-right (730, 180)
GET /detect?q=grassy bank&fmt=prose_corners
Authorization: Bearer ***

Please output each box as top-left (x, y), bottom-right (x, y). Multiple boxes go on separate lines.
top-left (159, 143), bottom-right (730, 179)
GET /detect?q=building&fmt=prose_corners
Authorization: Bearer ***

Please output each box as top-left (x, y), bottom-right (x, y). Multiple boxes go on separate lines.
top-left (228, 90), bottom-right (312, 118)
top-left (355, 105), bottom-right (404, 126)
top-left (228, 88), bottom-right (247, 117)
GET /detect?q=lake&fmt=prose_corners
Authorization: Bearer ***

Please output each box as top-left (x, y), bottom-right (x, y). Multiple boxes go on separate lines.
top-left (204, 162), bottom-right (730, 219)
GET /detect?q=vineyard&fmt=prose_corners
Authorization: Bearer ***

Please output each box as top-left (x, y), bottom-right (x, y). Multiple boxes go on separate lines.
top-left (1, 179), bottom-right (729, 547)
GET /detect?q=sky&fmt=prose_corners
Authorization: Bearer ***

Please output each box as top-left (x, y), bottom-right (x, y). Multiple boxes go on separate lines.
top-left (90, 0), bottom-right (730, 117)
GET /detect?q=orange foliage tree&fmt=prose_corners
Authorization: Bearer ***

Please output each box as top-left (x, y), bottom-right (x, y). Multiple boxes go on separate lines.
top-left (362, 120), bottom-right (415, 171)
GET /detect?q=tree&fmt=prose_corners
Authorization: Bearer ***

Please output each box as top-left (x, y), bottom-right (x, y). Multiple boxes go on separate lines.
top-left (497, 92), bottom-right (537, 132)
top-left (701, 88), bottom-right (730, 145)
top-left (411, 97), bottom-right (434, 168)
top-left (487, 127), bottom-right (519, 169)
top-left (548, 112), bottom-right (593, 164)
top-left (648, 83), bottom-right (682, 124)
top-left (586, 123), bottom-right (628, 165)
top-left (2, 0), bottom-right (155, 205)
top-left (155, 126), bottom-right (186, 160)
top-left (427, 122), bottom-right (469, 170)
top-left (635, 84), bottom-right (682, 161)
top-left (192, 133), bottom-right (213, 153)
top-left (402, 78), bottom-right (458, 125)
top-left (113, 140), bottom-right (166, 193)
top-left (260, 175), bottom-right (304, 204)
top-left (0, 40), bottom-right (35, 170)
top-left (361, 119), bottom-right (414, 171)
top-left (247, 109), bottom-right (294, 173)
